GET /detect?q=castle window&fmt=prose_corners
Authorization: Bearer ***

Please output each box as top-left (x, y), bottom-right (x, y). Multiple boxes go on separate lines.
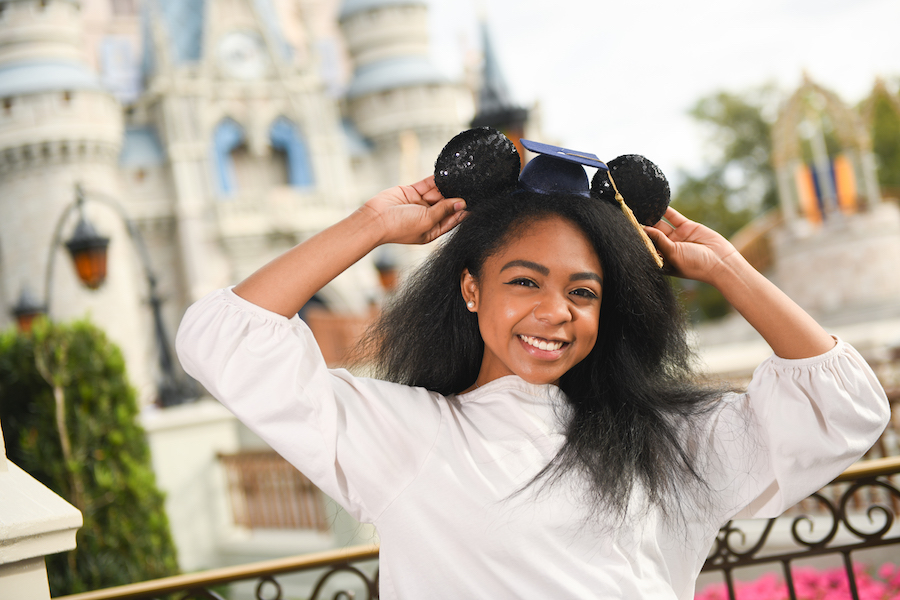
top-left (100, 36), bottom-right (142, 103)
top-left (230, 143), bottom-right (291, 191)
top-left (269, 117), bottom-right (314, 188)
top-left (211, 118), bottom-right (245, 197)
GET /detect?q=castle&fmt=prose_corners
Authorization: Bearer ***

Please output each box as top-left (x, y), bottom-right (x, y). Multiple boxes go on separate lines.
top-left (0, 0), bottom-right (516, 404)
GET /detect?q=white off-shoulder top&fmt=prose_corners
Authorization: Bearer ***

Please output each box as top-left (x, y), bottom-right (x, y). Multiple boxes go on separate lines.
top-left (176, 288), bottom-right (890, 600)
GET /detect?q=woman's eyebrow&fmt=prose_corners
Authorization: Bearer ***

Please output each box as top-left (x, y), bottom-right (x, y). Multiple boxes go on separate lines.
top-left (500, 261), bottom-right (603, 286)
top-left (570, 272), bottom-right (603, 286)
top-left (500, 260), bottom-right (549, 275)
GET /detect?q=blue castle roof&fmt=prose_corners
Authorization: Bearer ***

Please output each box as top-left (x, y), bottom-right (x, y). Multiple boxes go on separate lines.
top-left (144, 0), bottom-right (291, 72)
top-left (0, 60), bottom-right (103, 97)
top-left (346, 55), bottom-right (447, 98)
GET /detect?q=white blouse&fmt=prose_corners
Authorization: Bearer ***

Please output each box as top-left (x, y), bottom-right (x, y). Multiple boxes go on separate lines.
top-left (176, 288), bottom-right (890, 600)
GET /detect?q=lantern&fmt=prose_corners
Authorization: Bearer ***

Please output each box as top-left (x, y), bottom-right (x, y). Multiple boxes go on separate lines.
top-left (64, 216), bottom-right (110, 289)
top-left (11, 287), bottom-right (46, 333)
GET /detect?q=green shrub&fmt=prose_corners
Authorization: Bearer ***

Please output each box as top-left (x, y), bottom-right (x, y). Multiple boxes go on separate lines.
top-left (0, 318), bottom-right (179, 595)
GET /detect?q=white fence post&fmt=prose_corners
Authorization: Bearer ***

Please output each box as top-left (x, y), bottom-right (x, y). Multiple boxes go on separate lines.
top-left (0, 418), bottom-right (82, 600)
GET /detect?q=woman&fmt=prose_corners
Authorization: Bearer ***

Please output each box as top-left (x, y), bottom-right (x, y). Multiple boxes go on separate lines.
top-left (176, 129), bottom-right (889, 599)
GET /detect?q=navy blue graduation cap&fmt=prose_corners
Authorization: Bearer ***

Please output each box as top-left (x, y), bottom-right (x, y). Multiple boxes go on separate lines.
top-left (520, 139), bottom-right (608, 170)
top-left (518, 139), bottom-right (608, 198)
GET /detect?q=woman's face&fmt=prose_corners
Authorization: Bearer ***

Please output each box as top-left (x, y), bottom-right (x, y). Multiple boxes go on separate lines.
top-left (461, 215), bottom-right (603, 388)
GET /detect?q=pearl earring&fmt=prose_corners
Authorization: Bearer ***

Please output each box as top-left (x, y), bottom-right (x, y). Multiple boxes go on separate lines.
top-left (467, 301), bottom-right (475, 310)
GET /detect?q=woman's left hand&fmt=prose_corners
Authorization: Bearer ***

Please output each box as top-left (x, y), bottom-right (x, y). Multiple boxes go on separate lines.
top-left (644, 207), bottom-right (738, 284)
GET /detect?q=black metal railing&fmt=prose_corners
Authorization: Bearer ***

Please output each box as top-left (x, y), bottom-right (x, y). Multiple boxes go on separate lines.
top-left (701, 455), bottom-right (900, 600)
top-left (55, 456), bottom-right (900, 600)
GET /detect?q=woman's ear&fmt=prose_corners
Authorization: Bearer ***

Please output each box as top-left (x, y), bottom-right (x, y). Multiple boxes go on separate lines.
top-left (460, 269), bottom-right (479, 311)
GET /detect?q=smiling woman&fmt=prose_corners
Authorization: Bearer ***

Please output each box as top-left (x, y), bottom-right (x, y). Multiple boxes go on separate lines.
top-left (176, 127), bottom-right (890, 599)
top-left (461, 216), bottom-right (602, 388)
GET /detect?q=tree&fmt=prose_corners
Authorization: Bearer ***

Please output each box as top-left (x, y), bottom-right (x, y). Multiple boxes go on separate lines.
top-left (868, 80), bottom-right (900, 194)
top-left (0, 319), bottom-right (179, 595)
top-left (672, 86), bottom-right (779, 321)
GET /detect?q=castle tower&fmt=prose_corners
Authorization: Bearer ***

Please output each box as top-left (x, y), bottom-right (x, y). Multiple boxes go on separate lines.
top-left (133, 0), bottom-right (369, 314)
top-left (339, 0), bottom-right (473, 192)
top-left (0, 0), bottom-right (155, 399)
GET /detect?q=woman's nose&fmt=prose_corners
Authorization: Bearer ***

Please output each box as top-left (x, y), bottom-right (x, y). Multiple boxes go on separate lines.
top-left (533, 293), bottom-right (572, 323)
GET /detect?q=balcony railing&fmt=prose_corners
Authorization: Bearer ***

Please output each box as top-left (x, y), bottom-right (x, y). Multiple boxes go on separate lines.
top-left (54, 545), bottom-right (380, 600)
top-left (701, 455), bottom-right (900, 600)
top-left (54, 456), bottom-right (900, 600)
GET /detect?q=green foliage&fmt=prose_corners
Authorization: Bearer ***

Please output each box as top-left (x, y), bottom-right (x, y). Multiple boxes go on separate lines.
top-left (672, 86), bottom-right (779, 322)
top-left (676, 86), bottom-right (779, 231)
top-left (0, 318), bottom-right (179, 595)
top-left (688, 86), bottom-right (779, 213)
top-left (671, 172), bottom-right (757, 240)
top-left (871, 88), bottom-right (900, 191)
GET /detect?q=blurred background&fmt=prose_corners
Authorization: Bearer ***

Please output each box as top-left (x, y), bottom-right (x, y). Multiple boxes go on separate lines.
top-left (1, 0), bottom-right (899, 597)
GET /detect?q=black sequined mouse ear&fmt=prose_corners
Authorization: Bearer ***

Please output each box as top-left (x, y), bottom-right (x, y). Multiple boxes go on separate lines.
top-left (434, 127), bottom-right (520, 208)
top-left (590, 154), bottom-right (670, 268)
top-left (590, 154), bottom-right (671, 226)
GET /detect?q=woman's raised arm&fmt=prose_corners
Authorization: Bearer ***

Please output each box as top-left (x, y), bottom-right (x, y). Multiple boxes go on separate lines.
top-left (645, 207), bottom-right (834, 359)
top-left (234, 176), bottom-right (465, 318)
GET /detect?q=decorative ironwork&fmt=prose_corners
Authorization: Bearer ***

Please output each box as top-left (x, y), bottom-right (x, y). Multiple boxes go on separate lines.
top-left (169, 591), bottom-right (226, 600)
top-left (308, 565), bottom-right (379, 600)
top-left (255, 576), bottom-right (282, 600)
top-left (702, 456), bottom-right (900, 600)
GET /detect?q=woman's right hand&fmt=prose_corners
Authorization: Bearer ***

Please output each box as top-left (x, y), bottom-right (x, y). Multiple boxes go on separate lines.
top-left (359, 176), bottom-right (467, 246)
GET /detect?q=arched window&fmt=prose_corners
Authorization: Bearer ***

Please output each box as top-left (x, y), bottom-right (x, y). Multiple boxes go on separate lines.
top-left (269, 117), bottom-right (314, 188)
top-left (211, 118), bottom-right (245, 196)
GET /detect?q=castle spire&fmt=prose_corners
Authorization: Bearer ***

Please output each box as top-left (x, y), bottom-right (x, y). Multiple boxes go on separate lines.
top-left (470, 20), bottom-right (528, 158)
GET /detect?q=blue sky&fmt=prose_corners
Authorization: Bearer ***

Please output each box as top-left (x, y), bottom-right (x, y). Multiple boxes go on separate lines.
top-left (428, 0), bottom-right (900, 190)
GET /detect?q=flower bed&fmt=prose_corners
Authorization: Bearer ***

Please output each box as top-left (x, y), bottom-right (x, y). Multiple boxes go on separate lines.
top-left (696, 563), bottom-right (900, 600)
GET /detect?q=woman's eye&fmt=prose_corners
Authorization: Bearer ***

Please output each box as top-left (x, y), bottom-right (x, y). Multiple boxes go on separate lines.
top-left (571, 288), bottom-right (598, 299)
top-left (506, 278), bottom-right (537, 287)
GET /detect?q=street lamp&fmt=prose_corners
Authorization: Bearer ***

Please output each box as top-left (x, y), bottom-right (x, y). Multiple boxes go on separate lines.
top-left (14, 183), bottom-right (194, 407)
top-left (63, 215), bottom-right (110, 290)
top-left (374, 253), bottom-right (399, 293)
top-left (11, 287), bottom-right (46, 333)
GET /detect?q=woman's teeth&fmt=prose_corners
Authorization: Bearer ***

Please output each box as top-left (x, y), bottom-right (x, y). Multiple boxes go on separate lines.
top-left (519, 335), bottom-right (564, 351)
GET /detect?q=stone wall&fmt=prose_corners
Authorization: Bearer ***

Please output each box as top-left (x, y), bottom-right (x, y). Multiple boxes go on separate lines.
top-left (771, 202), bottom-right (900, 319)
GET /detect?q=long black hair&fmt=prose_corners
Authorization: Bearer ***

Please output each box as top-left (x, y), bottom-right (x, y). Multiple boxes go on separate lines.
top-left (356, 188), bottom-right (722, 519)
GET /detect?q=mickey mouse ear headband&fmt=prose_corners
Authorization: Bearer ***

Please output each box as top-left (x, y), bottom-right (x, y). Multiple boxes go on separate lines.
top-left (434, 126), bottom-right (669, 268)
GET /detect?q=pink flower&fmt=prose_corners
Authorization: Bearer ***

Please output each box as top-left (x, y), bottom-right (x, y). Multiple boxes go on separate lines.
top-left (695, 562), bottom-right (900, 600)
top-left (694, 582), bottom-right (728, 600)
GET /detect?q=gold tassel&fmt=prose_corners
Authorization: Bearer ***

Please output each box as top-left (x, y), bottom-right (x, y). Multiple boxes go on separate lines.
top-left (606, 172), bottom-right (664, 268)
